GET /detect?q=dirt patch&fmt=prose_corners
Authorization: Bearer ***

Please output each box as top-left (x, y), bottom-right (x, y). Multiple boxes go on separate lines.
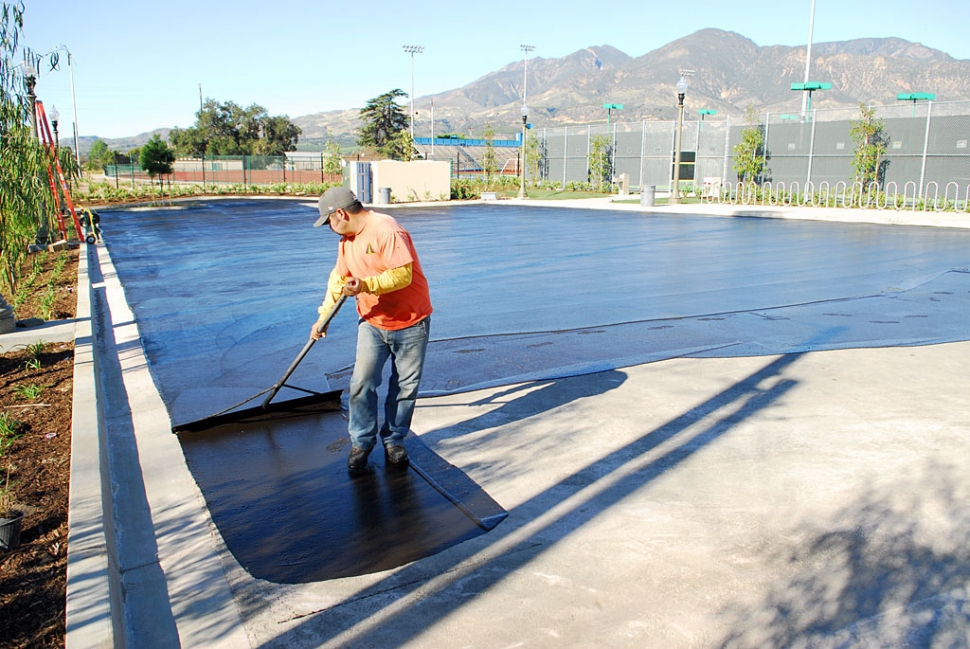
top-left (1, 248), bottom-right (78, 647)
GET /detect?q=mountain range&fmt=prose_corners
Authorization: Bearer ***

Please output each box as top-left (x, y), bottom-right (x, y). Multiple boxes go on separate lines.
top-left (97, 28), bottom-right (970, 153)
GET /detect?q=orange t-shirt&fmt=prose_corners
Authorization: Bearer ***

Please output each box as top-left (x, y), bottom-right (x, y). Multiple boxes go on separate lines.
top-left (335, 212), bottom-right (432, 330)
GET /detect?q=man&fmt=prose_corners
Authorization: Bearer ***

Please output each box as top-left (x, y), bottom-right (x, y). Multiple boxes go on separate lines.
top-left (311, 187), bottom-right (433, 470)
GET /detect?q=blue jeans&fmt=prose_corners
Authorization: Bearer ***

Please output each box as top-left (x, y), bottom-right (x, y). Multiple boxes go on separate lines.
top-left (348, 317), bottom-right (430, 450)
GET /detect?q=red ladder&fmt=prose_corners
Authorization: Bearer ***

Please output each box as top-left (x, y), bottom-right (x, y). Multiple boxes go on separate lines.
top-left (35, 100), bottom-right (85, 243)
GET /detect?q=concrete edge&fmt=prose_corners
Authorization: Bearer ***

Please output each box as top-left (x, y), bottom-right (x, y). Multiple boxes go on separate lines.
top-left (65, 243), bottom-right (250, 648)
top-left (90, 192), bottom-right (970, 230)
top-left (66, 243), bottom-right (116, 648)
top-left (94, 244), bottom-right (251, 648)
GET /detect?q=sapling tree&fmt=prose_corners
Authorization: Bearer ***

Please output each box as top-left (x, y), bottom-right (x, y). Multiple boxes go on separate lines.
top-left (732, 106), bottom-right (767, 184)
top-left (849, 103), bottom-right (888, 188)
top-left (481, 124), bottom-right (498, 189)
top-left (588, 135), bottom-right (611, 191)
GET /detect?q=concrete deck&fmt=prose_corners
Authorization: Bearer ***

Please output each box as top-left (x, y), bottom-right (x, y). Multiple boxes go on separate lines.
top-left (16, 197), bottom-right (968, 647)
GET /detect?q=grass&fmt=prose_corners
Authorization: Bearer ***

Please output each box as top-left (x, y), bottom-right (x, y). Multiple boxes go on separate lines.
top-left (522, 189), bottom-right (614, 200)
top-left (613, 195), bottom-right (706, 205)
top-left (13, 384), bottom-right (43, 400)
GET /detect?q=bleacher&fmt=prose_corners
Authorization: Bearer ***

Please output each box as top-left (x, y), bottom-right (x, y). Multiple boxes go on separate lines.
top-left (415, 143), bottom-right (522, 176)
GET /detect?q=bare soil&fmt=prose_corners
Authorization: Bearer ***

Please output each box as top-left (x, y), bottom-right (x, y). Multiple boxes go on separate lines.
top-left (0, 248), bottom-right (78, 648)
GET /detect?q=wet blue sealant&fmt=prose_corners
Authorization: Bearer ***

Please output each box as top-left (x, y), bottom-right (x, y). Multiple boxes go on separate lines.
top-left (101, 199), bottom-right (970, 581)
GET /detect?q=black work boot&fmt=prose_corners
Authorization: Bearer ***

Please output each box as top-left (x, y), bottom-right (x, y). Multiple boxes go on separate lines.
top-left (384, 444), bottom-right (409, 466)
top-left (347, 446), bottom-right (372, 470)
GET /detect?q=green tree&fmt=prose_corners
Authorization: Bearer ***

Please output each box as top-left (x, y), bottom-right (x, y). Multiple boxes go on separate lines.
top-left (732, 106), bottom-right (767, 184)
top-left (588, 135), bottom-right (611, 191)
top-left (85, 138), bottom-right (113, 172)
top-left (384, 129), bottom-right (415, 162)
top-left (849, 103), bottom-right (888, 188)
top-left (170, 99), bottom-right (300, 156)
top-left (481, 124), bottom-right (498, 189)
top-left (357, 89), bottom-right (409, 155)
top-left (0, 4), bottom-right (57, 294)
top-left (139, 134), bottom-right (175, 189)
top-left (322, 139), bottom-right (343, 177)
top-left (254, 115), bottom-right (301, 156)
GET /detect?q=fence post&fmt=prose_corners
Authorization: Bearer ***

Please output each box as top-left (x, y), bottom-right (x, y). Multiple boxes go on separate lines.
top-left (562, 127), bottom-right (568, 187)
top-left (639, 121), bottom-right (647, 191)
top-left (919, 101), bottom-right (933, 199)
top-left (722, 117), bottom-right (731, 185)
top-left (762, 111), bottom-right (770, 184)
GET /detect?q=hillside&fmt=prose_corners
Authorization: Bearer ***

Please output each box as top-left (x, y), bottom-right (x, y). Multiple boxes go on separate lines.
top-left (99, 29), bottom-right (970, 152)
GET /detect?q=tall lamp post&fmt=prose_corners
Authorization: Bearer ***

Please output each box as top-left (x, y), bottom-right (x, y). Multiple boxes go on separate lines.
top-left (518, 104), bottom-right (529, 198)
top-left (520, 44), bottom-right (535, 105)
top-left (50, 105), bottom-right (60, 152)
top-left (603, 103), bottom-right (623, 190)
top-left (403, 45), bottom-right (423, 146)
top-left (21, 59), bottom-right (38, 139)
top-left (53, 45), bottom-right (81, 170)
top-left (800, 0), bottom-right (817, 120)
top-left (669, 73), bottom-right (690, 205)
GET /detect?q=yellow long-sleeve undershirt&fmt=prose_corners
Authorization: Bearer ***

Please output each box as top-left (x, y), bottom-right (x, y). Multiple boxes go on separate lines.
top-left (316, 263), bottom-right (413, 322)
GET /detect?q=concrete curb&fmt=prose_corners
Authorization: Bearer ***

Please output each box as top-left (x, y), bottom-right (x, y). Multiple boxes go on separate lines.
top-left (65, 243), bottom-right (115, 648)
top-left (65, 243), bottom-right (250, 647)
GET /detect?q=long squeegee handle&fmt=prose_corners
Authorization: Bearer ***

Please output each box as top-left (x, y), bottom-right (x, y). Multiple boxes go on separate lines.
top-left (260, 294), bottom-right (348, 410)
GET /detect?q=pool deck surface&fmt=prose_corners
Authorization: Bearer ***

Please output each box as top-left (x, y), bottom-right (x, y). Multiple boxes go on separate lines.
top-left (6, 197), bottom-right (970, 648)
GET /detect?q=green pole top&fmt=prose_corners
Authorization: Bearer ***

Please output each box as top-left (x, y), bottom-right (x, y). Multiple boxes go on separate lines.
top-left (791, 82), bottom-right (832, 91)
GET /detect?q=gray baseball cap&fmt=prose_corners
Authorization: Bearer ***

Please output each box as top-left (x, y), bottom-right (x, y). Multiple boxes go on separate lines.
top-left (314, 187), bottom-right (360, 227)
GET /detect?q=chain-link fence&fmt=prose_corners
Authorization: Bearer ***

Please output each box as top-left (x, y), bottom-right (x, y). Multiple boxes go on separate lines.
top-left (105, 154), bottom-right (341, 186)
top-left (533, 100), bottom-right (970, 200)
top-left (104, 100), bottom-right (970, 204)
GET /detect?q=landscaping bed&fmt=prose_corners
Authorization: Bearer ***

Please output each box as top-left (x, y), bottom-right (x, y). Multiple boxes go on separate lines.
top-left (0, 248), bottom-right (78, 648)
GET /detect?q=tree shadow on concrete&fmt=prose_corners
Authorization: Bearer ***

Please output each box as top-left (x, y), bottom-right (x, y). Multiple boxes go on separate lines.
top-left (715, 462), bottom-right (970, 647)
top-left (256, 352), bottom-right (803, 647)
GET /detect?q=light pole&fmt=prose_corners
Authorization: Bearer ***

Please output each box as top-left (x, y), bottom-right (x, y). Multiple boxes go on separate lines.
top-left (403, 45), bottom-right (423, 146)
top-left (603, 103), bottom-right (623, 130)
top-left (790, 81), bottom-right (830, 120)
top-left (669, 74), bottom-right (690, 205)
top-left (898, 92), bottom-right (935, 117)
top-left (54, 45), bottom-right (81, 170)
top-left (603, 103), bottom-right (623, 190)
top-left (520, 44), bottom-right (535, 105)
top-left (50, 104), bottom-right (60, 152)
top-left (21, 59), bottom-right (38, 139)
top-left (696, 108), bottom-right (716, 154)
top-left (518, 104), bottom-right (529, 198)
top-left (800, 0), bottom-right (817, 120)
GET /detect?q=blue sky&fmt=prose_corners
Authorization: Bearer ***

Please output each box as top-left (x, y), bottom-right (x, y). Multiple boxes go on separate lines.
top-left (20, 0), bottom-right (970, 140)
